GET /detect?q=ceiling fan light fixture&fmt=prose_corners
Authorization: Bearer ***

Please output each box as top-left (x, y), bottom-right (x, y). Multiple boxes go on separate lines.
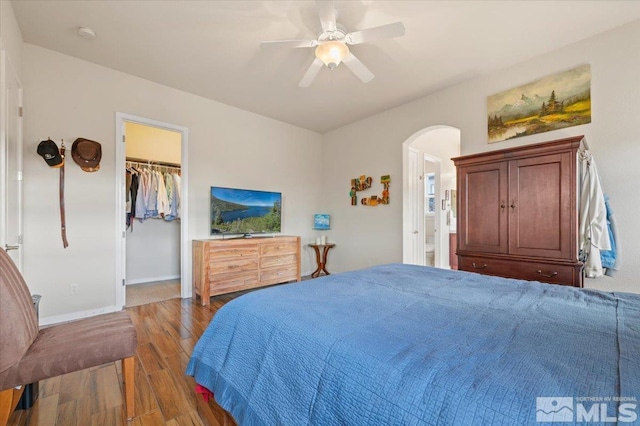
top-left (315, 41), bottom-right (349, 70)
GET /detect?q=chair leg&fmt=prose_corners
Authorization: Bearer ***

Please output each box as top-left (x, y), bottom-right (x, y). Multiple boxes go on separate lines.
top-left (0, 387), bottom-right (25, 426)
top-left (122, 356), bottom-right (135, 420)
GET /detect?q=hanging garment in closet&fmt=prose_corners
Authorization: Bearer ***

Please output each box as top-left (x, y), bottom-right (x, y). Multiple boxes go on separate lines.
top-left (132, 169), bottom-right (181, 222)
top-left (126, 170), bottom-right (139, 229)
top-left (165, 173), bottom-right (181, 221)
top-left (156, 170), bottom-right (170, 218)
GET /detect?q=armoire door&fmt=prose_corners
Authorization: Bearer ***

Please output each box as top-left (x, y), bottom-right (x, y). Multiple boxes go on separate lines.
top-left (457, 161), bottom-right (508, 254)
top-left (508, 151), bottom-right (573, 259)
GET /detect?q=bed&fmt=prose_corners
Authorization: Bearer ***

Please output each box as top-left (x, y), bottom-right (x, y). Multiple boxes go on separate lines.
top-left (186, 264), bottom-right (640, 425)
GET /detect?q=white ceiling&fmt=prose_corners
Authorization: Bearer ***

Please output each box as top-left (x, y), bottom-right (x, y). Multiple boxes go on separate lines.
top-left (11, 1), bottom-right (640, 133)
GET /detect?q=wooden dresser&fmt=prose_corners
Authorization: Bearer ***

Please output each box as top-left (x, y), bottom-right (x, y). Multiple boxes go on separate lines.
top-left (192, 236), bottom-right (301, 305)
top-left (452, 136), bottom-right (583, 287)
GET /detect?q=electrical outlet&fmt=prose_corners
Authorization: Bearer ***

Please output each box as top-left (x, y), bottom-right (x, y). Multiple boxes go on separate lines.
top-left (70, 284), bottom-right (79, 294)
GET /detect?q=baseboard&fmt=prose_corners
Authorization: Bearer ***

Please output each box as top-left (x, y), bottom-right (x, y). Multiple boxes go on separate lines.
top-left (39, 305), bottom-right (121, 326)
top-left (126, 274), bottom-right (180, 285)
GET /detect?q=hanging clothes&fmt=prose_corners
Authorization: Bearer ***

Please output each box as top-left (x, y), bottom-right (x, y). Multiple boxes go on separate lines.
top-left (135, 169), bottom-right (150, 220)
top-left (165, 173), bottom-right (181, 221)
top-left (126, 160), bottom-right (181, 224)
top-left (145, 170), bottom-right (158, 219)
top-left (601, 195), bottom-right (620, 277)
top-left (578, 149), bottom-right (611, 278)
top-left (156, 170), bottom-right (170, 218)
top-left (126, 168), bottom-right (139, 229)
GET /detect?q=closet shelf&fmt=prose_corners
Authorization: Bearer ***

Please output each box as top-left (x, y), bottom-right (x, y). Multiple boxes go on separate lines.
top-left (126, 157), bottom-right (180, 168)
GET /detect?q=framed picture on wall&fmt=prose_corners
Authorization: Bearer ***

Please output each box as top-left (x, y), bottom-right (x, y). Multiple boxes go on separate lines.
top-left (314, 214), bottom-right (331, 230)
top-left (487, 64), bottom-right (591, 143)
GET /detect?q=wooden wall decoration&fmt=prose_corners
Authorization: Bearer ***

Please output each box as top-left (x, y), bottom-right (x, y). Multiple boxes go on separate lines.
top-left (350, 175), bottom-right (371, 205)
top-left (350, 175), bottom-right (390, 206)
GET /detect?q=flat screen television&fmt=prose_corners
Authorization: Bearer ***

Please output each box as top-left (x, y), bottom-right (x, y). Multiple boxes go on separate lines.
top-left (210, 186), bottom-right (282, 236)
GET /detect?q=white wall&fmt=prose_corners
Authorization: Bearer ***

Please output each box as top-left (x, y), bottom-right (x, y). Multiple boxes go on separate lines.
top-left (126, 219), bottom-right (181, 284)
top-left (125, 122), bottom-right (181, 164)
top-left (0, 0), bottom-right (23, 77)
top-left (22, 44), bottom-right (323, 322)
top-left (324, 20), bottom-right (640, 294)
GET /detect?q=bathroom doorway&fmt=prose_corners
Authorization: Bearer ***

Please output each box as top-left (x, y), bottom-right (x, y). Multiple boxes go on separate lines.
top-left (402, 126), bottom-right (460, 268)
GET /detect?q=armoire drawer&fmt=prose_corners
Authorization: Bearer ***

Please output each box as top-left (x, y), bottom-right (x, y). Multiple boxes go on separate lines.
top-left (458, 255), bottom-right (580, 287)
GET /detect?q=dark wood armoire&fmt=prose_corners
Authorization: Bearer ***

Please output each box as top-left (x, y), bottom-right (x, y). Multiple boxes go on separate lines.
top-left (452, 136), bottom-right (584, 287)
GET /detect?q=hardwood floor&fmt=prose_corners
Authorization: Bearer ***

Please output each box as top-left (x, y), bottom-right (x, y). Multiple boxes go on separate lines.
top-left (7, 293), bottom-right (243, 426)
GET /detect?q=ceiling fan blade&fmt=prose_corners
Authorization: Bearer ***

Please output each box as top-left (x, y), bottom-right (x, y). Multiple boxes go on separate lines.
top-left (299, 58), bottom-right (324, 87)
top-left (316, 0), bottom-right (337, 32)
top-left (345, 21), bottom-right (405, 45)
top-left (261, 39), bottom-right (318, 49)
top-left (342, 52), bottom-right (374, 83)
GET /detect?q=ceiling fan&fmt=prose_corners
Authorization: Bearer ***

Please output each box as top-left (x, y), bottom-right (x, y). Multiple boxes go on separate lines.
top-left (260, 0), bottom-right (405, 87)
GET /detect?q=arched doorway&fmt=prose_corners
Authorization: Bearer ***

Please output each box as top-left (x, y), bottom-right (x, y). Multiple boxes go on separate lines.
top-left (402, 126), bottom-right (460, 267)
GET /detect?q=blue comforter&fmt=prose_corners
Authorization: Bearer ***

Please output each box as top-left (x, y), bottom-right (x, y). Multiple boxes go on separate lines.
top-left (186, 264), bottom-right (640, 425)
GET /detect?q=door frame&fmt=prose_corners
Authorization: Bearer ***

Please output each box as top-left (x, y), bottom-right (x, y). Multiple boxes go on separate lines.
top-left (0, 49), bottom-right (23, 269)
top-left (423, 154), bottom-right (442, 267)
top-left (402, 125), bottom-right (460, 268)
top-left (114, 113), bottom-right (189, 308)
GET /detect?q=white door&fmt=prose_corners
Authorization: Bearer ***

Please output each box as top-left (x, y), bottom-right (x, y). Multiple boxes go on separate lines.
top-left (404, 147), bottom-right (424, 265)
top-left (0, 51), bottom-right (23, 267)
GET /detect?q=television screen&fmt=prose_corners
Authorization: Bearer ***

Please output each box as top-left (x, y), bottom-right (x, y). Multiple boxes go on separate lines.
top-left (210, 186), bottom-right (282, 235)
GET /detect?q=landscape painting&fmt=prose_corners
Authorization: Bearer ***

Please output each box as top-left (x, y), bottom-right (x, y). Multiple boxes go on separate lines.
top-left (313, 214), bottom-right (330, 230)
top-left (487, 64), bottom-right (591, 143)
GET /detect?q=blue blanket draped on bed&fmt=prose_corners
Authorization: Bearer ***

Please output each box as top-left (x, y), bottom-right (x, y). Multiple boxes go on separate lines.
top-left (186, 264), bottom-right (640, 425)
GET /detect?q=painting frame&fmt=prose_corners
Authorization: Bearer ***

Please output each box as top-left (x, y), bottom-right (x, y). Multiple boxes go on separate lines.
top-left (487, 64), bottom-right (591, 143)
top-left (313, 213), bottom-right (331, 230)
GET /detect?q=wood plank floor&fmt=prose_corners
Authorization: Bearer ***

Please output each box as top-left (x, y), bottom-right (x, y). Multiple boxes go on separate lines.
top-left (7, 293), bottom-right (243, 426)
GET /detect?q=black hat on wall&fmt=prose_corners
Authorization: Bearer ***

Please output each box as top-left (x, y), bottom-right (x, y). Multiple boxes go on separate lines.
top-left (36, 139), bottom-right (63, 167)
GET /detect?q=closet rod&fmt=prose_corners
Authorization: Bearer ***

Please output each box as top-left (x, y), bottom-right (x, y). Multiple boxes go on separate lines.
top-left (126, 156), bottom-right (181, 168)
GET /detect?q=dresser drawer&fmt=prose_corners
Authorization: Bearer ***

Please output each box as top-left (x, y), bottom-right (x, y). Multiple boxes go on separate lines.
top-left (458, 255), bottom-right (580, 287)
top-left (261, 241), bottom-right (298, 256)
top-left (260, 253), bottom-right (298, 269)
top-left (260, 266), bottom-right (298, 285)
top-left (210, 271), bottom-right (259, 296)
top-left (209, 256), bottom-right (258, 276)
top-left (209, 244), bottom-right (258, 259)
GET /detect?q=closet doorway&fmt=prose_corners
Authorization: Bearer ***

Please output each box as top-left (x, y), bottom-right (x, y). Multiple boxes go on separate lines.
top-left (115, 113), bottom-right (189, 308)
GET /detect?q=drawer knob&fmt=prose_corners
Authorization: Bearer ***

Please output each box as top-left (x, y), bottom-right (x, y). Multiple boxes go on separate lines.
top-left (472, 262), bottom-right (487, 269)
top-left (537, 270), bottom-right (558, 278)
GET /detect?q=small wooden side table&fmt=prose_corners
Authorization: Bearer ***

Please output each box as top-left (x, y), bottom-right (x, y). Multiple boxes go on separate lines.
top-left (308, 243), bottom-right (336, 278)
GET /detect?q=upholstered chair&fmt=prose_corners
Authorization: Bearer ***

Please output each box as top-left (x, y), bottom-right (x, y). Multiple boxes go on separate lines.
top-left (0, 248), bottom-right (137, 423)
